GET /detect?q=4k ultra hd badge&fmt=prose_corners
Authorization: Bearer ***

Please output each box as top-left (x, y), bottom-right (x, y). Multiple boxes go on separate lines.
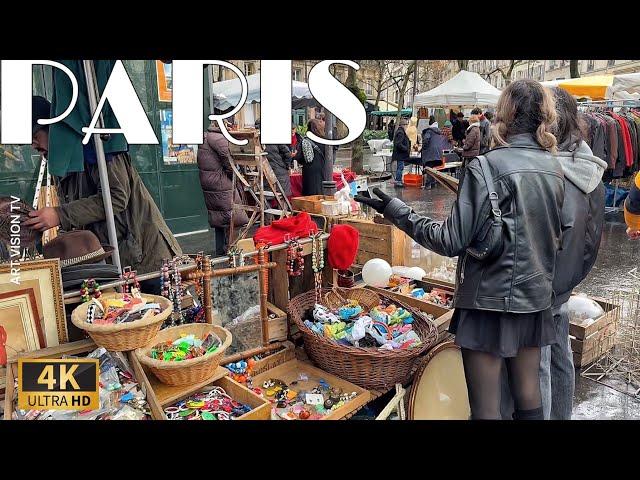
top-left (18, 359), bottom-right (99, 411)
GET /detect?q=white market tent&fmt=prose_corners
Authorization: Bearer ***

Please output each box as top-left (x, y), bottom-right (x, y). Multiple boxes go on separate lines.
top-left (211, 73), bottom-right (313, 110)
top-left (607, 72), bottom-right (640, 100)
top-left (414, 70), bottom-right (501, 107)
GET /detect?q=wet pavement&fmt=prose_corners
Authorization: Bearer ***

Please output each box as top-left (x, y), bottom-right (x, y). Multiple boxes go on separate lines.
top-left (359, 154), bottom-right (640, 420)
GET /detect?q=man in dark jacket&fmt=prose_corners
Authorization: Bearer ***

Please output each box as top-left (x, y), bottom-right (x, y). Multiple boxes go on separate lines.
top-left (451, 111), bottom-right (468, 146)
top-left (392, 119), bottom-right (410, 187)
top-left (255, 119), bottom-right (293, 196)
top-left (420, 119), bottom-right (445, 188)
top-left (27, 96), bottom-right (182, 293)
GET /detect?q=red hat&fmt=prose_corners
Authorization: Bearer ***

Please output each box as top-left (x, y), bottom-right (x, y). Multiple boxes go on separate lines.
top-left (253, 212), bottom-right (317, 245)
top-left (327, 224), bottom-right (359, 270)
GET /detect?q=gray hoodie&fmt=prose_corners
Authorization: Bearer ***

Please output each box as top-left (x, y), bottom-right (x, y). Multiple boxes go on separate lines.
top-left (555, 140), bottom-right (608, 195)
top-left (552, 140), bottom-right (606, 307)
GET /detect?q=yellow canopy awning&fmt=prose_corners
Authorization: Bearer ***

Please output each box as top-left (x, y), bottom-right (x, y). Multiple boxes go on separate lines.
top-left (556, 75), bottom-right (615, 100)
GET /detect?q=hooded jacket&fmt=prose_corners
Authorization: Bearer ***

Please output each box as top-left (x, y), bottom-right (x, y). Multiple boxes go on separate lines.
top-left (421, 124), bottom-right (444, 164)
top-left (552, 140), bottom-right (606, 307)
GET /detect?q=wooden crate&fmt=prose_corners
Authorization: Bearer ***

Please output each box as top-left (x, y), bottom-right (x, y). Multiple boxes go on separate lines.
top-left (291, 195), bottom-right (335, 215)
top-left (250, 341), bottom-right (296, 376)
top-left (573, 333), bottom-right (616, 368)
top-left (250, 359), bottom-right (370, 420)
top-left (569, 296), bottom-right (619, 368)
top-left (4, 339), bottom-right (164, 420)
top-left (131, 356), bottom-right (271, 420)
top-left (266, 302), bottom-right (288, 342)
top-left (337, 217), bottom-right (406, 266)
top-left (228, 129), bottom-right (261, 156)
top-left (569, 296), bottom-right (619, 340)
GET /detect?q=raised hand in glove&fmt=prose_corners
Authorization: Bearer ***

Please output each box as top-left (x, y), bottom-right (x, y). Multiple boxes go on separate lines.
top-left (354, 187), bottom-right (393, 214)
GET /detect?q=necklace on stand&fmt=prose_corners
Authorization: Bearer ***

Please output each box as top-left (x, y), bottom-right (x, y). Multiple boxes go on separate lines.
top-left (285, 235), bottom-right (304, 277)
top-left (310, 231), bottom-right (324, 304)
top-left (185, 253), bottom-right (206, 324)
top-left (170, 257), bottom-right (183, 326)
top-left (121, 267), bottom-right (141, 298)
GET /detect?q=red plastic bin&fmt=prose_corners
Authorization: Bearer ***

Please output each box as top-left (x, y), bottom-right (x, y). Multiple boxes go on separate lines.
top-left (403, 173), bottom-right (423, 187)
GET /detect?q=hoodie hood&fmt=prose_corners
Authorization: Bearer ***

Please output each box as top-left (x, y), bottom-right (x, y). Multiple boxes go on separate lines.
top-left (554, 140), bottom-right (607, 194)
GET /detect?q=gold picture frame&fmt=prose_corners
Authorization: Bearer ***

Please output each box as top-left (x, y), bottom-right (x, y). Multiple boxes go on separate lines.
top-left (0, 258), bottom-right (68, 347)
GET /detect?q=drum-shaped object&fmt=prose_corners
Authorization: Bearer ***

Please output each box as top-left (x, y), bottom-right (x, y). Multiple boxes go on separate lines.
top-left (408, 341), bottom-right (470, 420)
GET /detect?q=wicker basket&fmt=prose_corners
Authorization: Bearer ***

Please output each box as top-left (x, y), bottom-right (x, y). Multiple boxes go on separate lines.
top-left (135, 323), bottom-right (232, 386)
top-left (70, 292), bottom-right (172, 352)
top-left (290, 288), bottom-right (438, 390)
top-left (324, 287), bottom-right (380, 311)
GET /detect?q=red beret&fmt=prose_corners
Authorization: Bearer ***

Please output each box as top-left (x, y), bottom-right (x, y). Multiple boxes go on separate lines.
top-left (328, 224), bottom-right (360, 270)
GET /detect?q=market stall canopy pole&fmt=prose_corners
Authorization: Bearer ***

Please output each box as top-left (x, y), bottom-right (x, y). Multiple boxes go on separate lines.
top-left (414, 70), bottom-right (501, 107)
top-left (82, 60), bottom-right (122, 273)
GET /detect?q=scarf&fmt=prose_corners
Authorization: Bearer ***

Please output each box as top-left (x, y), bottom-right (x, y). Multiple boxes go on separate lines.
top-left (467, 122), bottom-right (481, 131)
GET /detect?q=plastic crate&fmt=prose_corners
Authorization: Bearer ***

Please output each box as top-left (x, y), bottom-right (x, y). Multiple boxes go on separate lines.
top-left (403, 173), bottom-right (423, 187)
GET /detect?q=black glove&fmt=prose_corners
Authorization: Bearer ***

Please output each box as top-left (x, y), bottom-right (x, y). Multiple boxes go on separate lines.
top-left (354, 187), bottom-right (393, 214)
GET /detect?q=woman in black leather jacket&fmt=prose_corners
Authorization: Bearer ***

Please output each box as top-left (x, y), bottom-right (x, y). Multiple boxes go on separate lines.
top-left (356, 80), bottom-right (564, 420)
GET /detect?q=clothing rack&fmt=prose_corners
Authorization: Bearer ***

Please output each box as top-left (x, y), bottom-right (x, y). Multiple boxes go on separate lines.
top-left (578, 99), bottom-right (640, 215)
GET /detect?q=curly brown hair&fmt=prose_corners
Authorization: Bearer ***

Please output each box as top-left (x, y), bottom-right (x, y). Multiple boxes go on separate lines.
top-left (492, 79), bottom-right (558, 152)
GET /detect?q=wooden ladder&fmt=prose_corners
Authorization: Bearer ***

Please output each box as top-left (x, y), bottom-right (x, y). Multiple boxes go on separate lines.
top-left (229, 137), bottom-right (293, 245)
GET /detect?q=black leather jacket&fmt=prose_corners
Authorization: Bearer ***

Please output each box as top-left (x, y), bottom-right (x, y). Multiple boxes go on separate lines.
top-left (384, 134), bottom-right (565, 313)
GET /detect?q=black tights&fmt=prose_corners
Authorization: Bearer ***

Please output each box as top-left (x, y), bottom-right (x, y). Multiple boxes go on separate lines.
top-left (462, 347), bottom-right (543, 420)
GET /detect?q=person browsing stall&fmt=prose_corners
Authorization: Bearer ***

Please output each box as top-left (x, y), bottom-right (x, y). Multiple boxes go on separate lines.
top-left (356, 80), bottom-right (565, 420)
top-left (27, 94), bottom-right (182, 294)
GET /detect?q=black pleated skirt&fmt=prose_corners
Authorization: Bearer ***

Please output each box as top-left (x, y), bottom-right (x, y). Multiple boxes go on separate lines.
top-left (448, 307), bottom-right (557, 358)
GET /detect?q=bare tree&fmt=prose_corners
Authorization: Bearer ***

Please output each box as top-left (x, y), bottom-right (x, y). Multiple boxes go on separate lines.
top-left (346, 61), bottom-right (367, 174)
top-left (570, 60), bottom-right (580, 78)
top-left (485, 60), bottom-right (525, 85)
top-left (385, 61), bottom-right (417, 129)
top-left (417, 60), bottom-right (449, 92)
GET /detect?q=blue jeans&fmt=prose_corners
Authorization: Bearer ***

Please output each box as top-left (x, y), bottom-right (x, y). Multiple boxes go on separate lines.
top-left (500, 304), bottom-right (574, 420)
top-left (395, 160), bottom-right (404, 182)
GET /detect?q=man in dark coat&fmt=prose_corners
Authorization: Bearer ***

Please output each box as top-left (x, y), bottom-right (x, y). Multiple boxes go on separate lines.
top-left (197, 123), bottom-right (249, 255)
top-left (27, 96), bottom-right (182, 293)
top-left (255, 118), bottom-right (293, 197)
top-left (452, 111), bottom-right (468, 146)
top-left (392, 119), bottom-right (410, 187)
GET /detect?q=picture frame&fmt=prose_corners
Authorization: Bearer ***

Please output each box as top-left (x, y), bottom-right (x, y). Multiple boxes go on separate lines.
top-left (0, 258), bottom-right (68, 347)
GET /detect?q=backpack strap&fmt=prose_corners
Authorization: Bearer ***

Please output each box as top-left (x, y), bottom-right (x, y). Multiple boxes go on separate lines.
top-left (476, 155), bottom-right (501, 221)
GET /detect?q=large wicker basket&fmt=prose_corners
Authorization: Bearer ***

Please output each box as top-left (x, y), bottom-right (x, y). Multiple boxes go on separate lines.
top-left (135, 323), bottom-right (232, 386)
top-left (290, 288), bottom-right (438, 390)
top-left (71, 292), bottom-right (172, 351)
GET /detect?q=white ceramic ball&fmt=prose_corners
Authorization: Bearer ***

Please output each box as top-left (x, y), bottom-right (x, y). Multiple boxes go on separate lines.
top-left (362, 258), bottom-right (393, 287)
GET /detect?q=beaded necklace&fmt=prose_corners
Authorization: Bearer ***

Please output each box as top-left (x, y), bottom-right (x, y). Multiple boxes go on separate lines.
top-left (310, 232), bottom-right (324, 303)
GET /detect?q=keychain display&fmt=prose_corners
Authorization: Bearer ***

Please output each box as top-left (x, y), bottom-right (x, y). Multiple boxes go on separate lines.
top-left (150, 332), bottom-right (220, 361)
top-left (80, 278), bottom-right (101, 303)
top-left (258, 376), bottom-right (357, 420)
top-left (164, 386), bottom-right (253, 420)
